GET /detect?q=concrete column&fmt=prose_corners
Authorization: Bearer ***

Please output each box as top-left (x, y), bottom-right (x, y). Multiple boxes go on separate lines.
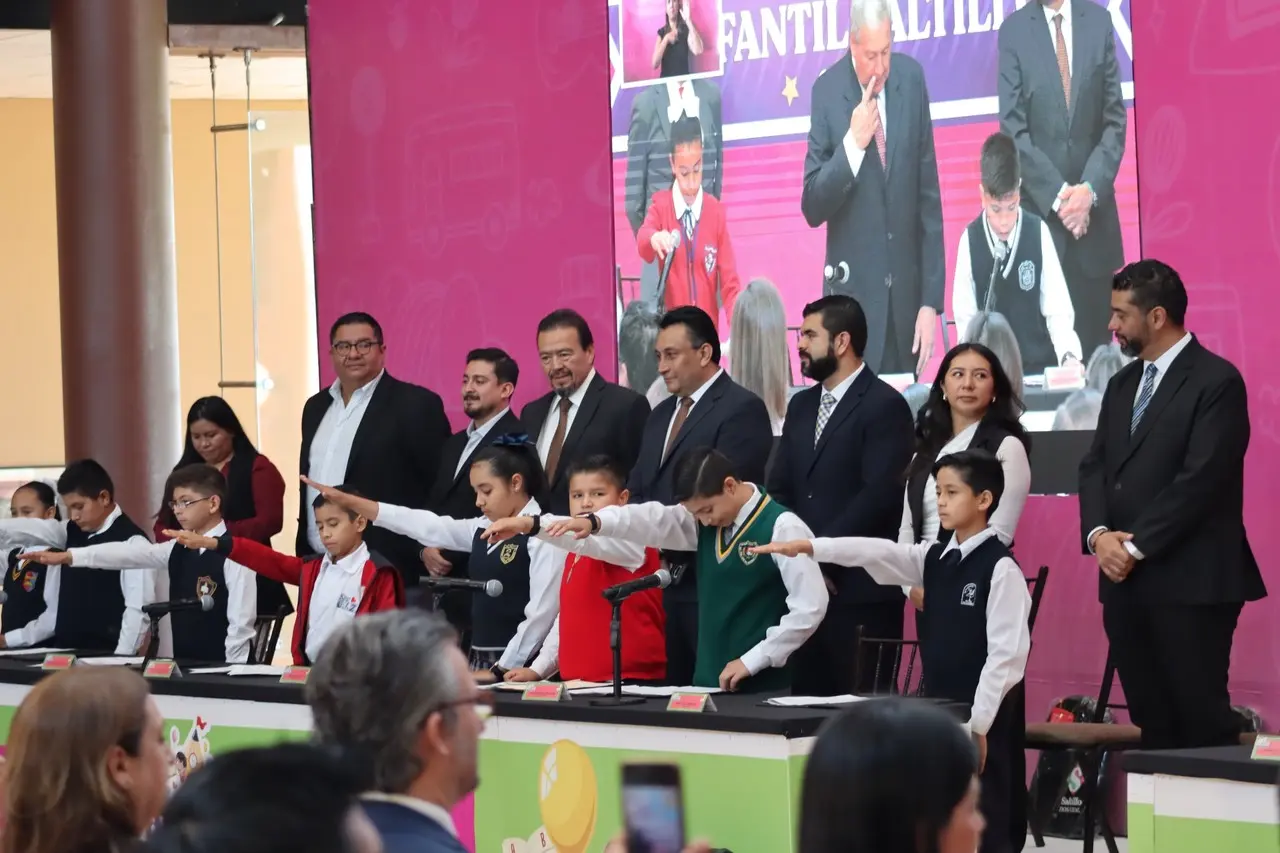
top-left (51, 0), bottom-right (181, 522)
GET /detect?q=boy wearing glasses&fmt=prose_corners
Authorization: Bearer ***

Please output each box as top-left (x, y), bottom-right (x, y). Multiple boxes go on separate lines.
top-left (24, 464), bottom-right (258, 664)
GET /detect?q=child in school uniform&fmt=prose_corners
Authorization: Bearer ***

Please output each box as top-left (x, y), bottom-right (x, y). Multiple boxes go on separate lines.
top-left (304, 435), bottom-right (561, 680)
top-left (541, 447), bottom-right (828, 693)
top-left (165, 485), bottom-right (404, 666)
top-left (24, 464), bottom-right (257, 664)
top-left (752, 448), bottom-right (1031, 853)
top-left (951, 131), bottom-right (1082, 374)
top-left (2, 482), bottom-right (61, 644)
top-left (483, 455), bottom-right (667, 684)
top-left (0, 460), bottom-right (155, 655)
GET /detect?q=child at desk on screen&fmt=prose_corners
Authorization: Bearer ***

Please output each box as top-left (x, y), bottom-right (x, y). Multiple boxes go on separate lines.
top-left (481, 454), bottom-right (667, 685)
top-left (164, 485), bottom-right (404, 666)
top-left (303, 436), bottom-right (561, 680)
top-left (2, 482), bottom-right (61, 643)
top-left (751, 449), bottom-right (1031, 853)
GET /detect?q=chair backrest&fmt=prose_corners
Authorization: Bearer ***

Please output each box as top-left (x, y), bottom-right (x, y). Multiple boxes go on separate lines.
top-left (1026, 565), bottom-right (1049, 633)
top-left (854, 625), bottom-right (926, 697)
top-left (250, 606), bottom-right (291, 665)
top-left (1091, 652), bottom-right (1126, 723)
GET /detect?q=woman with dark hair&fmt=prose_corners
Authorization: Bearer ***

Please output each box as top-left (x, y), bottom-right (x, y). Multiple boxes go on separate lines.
top-left (799, 697), bottom-right (984, 853)
top-left (900, 343), bottom-right (1031, 610)
top-left (155, 396), bottom-right (291, 617)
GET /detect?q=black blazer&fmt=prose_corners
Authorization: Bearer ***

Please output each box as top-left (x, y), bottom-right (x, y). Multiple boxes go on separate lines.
top-left (520, 373), bottom-right (651, 516)
top-left (1078, 337), bottom-right (1265, 606)
top-left (801, 54), bottom-right (945, 372)
top-left (768, 368), bottom-right (914, 602)
top-left (997, 0), bottom-right (1127, 275)
top-left (297, 373), bottom-right (450, 582)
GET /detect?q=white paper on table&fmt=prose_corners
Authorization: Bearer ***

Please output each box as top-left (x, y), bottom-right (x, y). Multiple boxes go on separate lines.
top-left (77, 656), bottom-right (144, 666)
top-left (765, 694), bottom-right (866, 707)
top-left (621, 685), bottom-right (723, 697)
top-left (188, 666), bottom-right (234, 674)
top-left (0, 647), bottom-right (71, 658)
top-left (226, 664), bottom-right (287, 677)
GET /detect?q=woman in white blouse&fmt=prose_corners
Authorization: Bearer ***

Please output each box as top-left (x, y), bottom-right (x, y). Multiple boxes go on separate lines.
top-left (900, 343), bottom-right (1032, 610)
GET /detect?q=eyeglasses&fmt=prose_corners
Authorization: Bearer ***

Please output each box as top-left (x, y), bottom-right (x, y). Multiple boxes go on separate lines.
top-left (432, 691), bottom-right (496, 722)
top-left (168, 497), bottom-right (212, 511)
top-left (332, 339), bottom-right (382, 356)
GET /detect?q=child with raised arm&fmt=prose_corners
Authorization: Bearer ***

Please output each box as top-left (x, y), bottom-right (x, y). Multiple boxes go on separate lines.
top-left (303, 435), bottom-right (560, 679)
top-left (482, 455), bottom-right (666, 684)
top-left (3, 482), bottom-right (61, 642)
top-left (750, 448), bottom-right (1031, 853)
top-left (537, 447), bottom-right (827, 693)
top-left (164, 485), bottom-right (404, 665)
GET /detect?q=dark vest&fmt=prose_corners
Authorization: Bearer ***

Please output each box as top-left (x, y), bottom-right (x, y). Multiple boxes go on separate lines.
top-left (966, 212), bottom-right (1057, 372)
top-left (223, 453), bottom-right (292, 618)
top-left (918, 535), bottom-right (1010, 706)
top-left (55, 514), bottom-right (148, 652)
top-left (2, 548), bottom-right (48, 634)
top-left (468, 530), bottom-right (532, 651)
top-left (167, 546), bottom-right (232, 663)
top-left (907, 419), bottom-right (1022, 546)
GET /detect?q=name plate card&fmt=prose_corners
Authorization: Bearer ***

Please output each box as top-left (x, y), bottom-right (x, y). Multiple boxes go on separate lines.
top-left (522, 683), bottom-right (570, 702)
top-left (667, 692), bottom-right (717, 713)
top-left (143, 659), bottom-right (182, 680)
top-left (41, 653), bottom-right (76, 671)
top-left (280, 666), bottom-right (311, 685)
top-left (1250, 734), bottom-right (1280, 761)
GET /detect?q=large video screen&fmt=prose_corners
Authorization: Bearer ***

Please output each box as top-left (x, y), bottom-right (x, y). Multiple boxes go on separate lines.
top-left (609, 0), bottom-right (1140, 439)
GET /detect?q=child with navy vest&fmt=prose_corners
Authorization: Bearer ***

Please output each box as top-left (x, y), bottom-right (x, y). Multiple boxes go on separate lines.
top-left (164, 485), bottom-right (404, 665)
top-left (2, 482), bottom-right (61, 644)
top-left (0, 460), bottom-right (155, 654)
top-left (24, 464), bottom-right (257, 663)
top-left (541, 448), bottom-right (828, 693)
top-left (482, 455), bottom-right (667, 684)
top-left (951, 131), bottom-right (1082, 374)
top-left (753, 449), bottom-right (1031, 853)
top-left (304, 436), bottom-right (561, 679)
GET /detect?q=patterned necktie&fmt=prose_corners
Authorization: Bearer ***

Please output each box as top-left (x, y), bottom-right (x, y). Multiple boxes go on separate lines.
top-left (814, 392), bottom-right (837, 446)
top-left (873, 97), bottom-right (887, 170)
top-left (681, 209), bottom-right (695, 241)
top-left (1130, 363), bottom-right (1159, 434)
top-left (1054, 14), bottom-right (1071, 106)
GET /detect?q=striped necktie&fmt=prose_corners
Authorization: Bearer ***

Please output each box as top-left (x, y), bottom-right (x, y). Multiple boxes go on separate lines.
top-left (1130, 363), bottom-right (1158, 434)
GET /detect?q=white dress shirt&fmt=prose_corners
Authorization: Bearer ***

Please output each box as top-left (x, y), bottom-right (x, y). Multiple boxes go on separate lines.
top-left (672, 183), bottom-right (705, 230)
top-left (306, 370), bottom-right (386, 553)
top-left (455, 408), bottom-right (512, 478)
top-left (664, 369), bottom-right (723, 451)
top-left (841, 59), bottom-right (888, 178)
top-left (536, 370), bottom-right (596, 466)
top-left (951, 210), bottom-right (1083, 366)
top-left (375, 499), bottom-right (559, 670)
top-left (822, 362), bottom-right (865, 405)
top-left (527, 526), bottom-right (649, 678)
top-left (593, 485), bottom-right (829, 677)
top-left (305, 541), bottom-right (373, 663)
top-left (0, 508), bottom-right (156, 654)
top-left (811, 527), bottom-right (1031, 735)
top-left (64, 521), bottom-right (257, 663)
top-left (666, 79), bottom-right (701, 123)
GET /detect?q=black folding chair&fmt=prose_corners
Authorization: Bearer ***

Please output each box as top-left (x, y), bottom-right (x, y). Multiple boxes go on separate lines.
top-left (853, 624), bottom-right (926, 697)
top-left (250, 605), bottom-right (290, 665)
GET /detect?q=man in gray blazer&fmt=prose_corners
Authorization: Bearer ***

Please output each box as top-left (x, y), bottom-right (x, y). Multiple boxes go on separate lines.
top-left (998, 0), bottom-right (1128, 357)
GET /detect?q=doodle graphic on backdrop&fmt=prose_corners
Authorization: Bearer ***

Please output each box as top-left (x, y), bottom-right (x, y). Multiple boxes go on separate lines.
top-left (168, 717), bottom-right (213, 791)
top-left (500, 739), bottom-right (599, 853)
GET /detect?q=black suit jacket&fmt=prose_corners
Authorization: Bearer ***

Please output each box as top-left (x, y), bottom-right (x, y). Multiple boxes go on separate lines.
top-left (297, 373), bottom-right (451, 583)
top-left (998, 0), bottom-right (1127, 275)
top-left (801, 54), bottom-right (945, 372)
top-left (768, 368), bottom-right (915, 602)
top-left (520, 374), bottom-right (651, 516)
top-left (1078, 337), bottom-right (1265, 606)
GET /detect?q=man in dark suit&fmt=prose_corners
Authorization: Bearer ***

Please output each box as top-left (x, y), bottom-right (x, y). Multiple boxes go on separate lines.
top-left (768, 295), bottom-right (914, 695)
top-left (298, 312), bottom-right (451, 585)
top-left (801, 0), bottom-right (944, 377)
top-left (521, 309), bottom-right (650, 516)
top-left (998, 0), bottom-right (1128, 358)
top-left (1079, 260), bottom-right (1265, 750)
top-left (629, 305), bottom-right (773, 684)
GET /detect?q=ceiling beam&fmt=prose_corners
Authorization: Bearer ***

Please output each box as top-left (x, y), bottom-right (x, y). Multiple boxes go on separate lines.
top-left (168, 24), bottom-right (305, 57)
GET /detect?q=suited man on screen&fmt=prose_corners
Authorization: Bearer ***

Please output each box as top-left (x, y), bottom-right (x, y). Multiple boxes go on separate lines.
top-left (998, 0), bottom-right (1128, 358)
top-left (1079, 260), bottom-right (1265, 751)
top-left (801, 0), bottom-right (945, 377)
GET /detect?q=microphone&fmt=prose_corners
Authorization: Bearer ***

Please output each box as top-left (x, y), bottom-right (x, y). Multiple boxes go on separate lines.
top-left (983, 241), bottom-right (1009, 315)
top-left (823, 261), bottom-right (850, 288)
top-left (602, 569), bottom-right (672, 603)
top-left (421, 577), bottom-right (503, 597)
top-left (143, 595), bottom-right (214, 617)
top-left (654, 229), bottom-right (681, 309)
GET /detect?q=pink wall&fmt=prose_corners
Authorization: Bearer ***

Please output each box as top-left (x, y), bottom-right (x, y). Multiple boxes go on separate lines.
top-left (308, 0), bottom-right (617, 428)
top-left (620, 0), bottom-right (721, 83)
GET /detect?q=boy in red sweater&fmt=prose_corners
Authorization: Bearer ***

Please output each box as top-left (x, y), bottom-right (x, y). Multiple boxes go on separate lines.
top-left (489, 456), bottom-right (666, 684)
top-left (165, 485), bottom-right (403, 665)
top-left (637, 115), bottom-right (741, 336)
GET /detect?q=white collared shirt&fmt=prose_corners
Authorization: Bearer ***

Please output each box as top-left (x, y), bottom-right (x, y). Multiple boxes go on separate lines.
top-left (1043, 0), bottom-right (1074, 76)
top-left (841, 60), bottom-right (888, 179)
top-left (0, 508), bottom-right (157, 654)
top-left (593, 486), bottom-right (829, 678)
top-left (361, 793), bottom-right (458, 838)
top-left (672, 184), bottom-right (705, 232)
top-left (306, 370), bottom-right (386, 553)
top-left (665, 79), bottom-right (701, 124)
top-left (821, 362), bottom-right (865, 405)
top-left (811, 527), bottom-right (1031, 734)
top-left (663, 369), bottom-right (723, 452)
top-left (455, 408), bottom-right (512, 478)
top-left (536, 370), bottom-right (596, 466)
top-left (306, 541), bottom-right (372, 663)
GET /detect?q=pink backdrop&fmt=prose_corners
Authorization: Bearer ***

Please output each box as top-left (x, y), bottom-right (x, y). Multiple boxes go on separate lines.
top-left (621, 0), bottom-right (721, 84)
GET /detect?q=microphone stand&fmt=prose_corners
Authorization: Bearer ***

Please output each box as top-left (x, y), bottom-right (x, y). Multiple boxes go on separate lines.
top-left (141, 609), bottom-right (163, 671)
top-left (590, 594), bottom-right (645, 707)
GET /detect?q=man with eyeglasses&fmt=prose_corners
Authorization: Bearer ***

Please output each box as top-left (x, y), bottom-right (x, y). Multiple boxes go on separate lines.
top-left (298, 312), bottom-right (451, 586)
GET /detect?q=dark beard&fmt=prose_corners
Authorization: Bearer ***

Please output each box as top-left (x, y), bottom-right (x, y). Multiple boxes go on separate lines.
top-left (801, 350), bottom-right (838, 384)
top-left (1118, 335), bottom-right (1144, 358)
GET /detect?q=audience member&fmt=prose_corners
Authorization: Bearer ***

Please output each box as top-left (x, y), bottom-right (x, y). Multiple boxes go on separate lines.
top-left (307, 610), bottom-right (484, 853)
top-left (299, 312), bottom-right (451, 586)
top-left (900, 383), bottom-right (931, 418)
top-left (618, 300), bottom-right (662, 396)
top-left (1052, 388), bottom-right (1103, 432)
top-left (729, 278), bottom-right (793, 435)
top-left (155, 396), bottom-right (291, 617)
top-left (967, 312), bottom-right (1025, 394)
top-left (3, 668), bottom-right (172, 853)
top-left (3, 482), bottom-right (60, 642)
top-left (522, 309), bottom-right (650, 515)
top-left (1084, 342), bottom-right (1130, 392)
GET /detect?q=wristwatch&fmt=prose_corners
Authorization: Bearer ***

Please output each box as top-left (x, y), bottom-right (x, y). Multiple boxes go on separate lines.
top-left (585, 513), bottom-right (602, 535)
top-left (490, 664), bottom-right (507, 679)
top-left (527, 514), bottom-right (541, 537)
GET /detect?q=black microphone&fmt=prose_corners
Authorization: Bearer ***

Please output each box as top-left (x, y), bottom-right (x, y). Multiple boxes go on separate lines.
top-left (143, 595), bottom-right (214, 617)
top-left (983, 241), bottom-right (1009, 315)
top-left (654, 230), bottom-right (681, 309)
top-left (602, 569), bottom-right (672, 603)
top-left (421, 577), bottom-right (503, 597)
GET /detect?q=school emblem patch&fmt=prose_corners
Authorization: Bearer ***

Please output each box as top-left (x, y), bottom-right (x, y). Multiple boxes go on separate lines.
top-left (960, 582), bottom-right (977, 606)
top-left (196, 576), bottom-right (218, 598)
top-left (1018, 259), bottom-right (1036, 291)
top-left (704, 245), bottom-right (718, 275)
top-left (737, 541), bottom-right (759, 565)
top-left (21, 570), bottom-right (38, 592)
top-left (500, 542), bottom-right (519, 565)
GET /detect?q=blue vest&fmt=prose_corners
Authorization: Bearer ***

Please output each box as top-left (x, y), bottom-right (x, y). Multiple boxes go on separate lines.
top-left (167, 545), bottom-right (232, 662)
top-left (966, 212), bottom-right (1057, 372)
top-left (56, 514), bottom-right (147, 651)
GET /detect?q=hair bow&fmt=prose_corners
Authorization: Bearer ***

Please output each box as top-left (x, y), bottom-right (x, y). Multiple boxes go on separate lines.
top-left (493, 433), bottom-right (531, 447)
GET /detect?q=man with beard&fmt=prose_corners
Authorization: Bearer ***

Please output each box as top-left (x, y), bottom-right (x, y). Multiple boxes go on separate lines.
top-left (767, 295), bottom-right (914, 695)
top-left (1079, 260), bottom-right (1263, 750)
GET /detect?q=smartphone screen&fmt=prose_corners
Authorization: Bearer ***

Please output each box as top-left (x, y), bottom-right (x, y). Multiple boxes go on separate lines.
top-left (621, 763), bottom-right (685, 853)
